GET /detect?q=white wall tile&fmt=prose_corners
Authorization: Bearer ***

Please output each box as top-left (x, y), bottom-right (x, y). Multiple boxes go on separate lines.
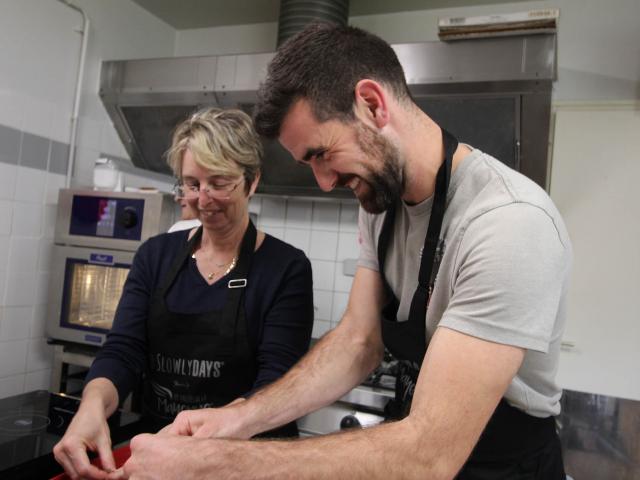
top-left (34, 272), bottom-right (50, 305)
top-left (0, 200), bottom-right (13, 234)
top-left (311, 202), bottom-right (340, 231)
top-left (285, 200), bottom-right (312, 229)
top-left (0, 306), bottom-right (32, 341)
top-left (0, 374), bottom-right (25, 399)
top-left (101, 121), bottom-right (127, 158)
top-left (31, 304), bottom-right (47, 339)
top-left (333, 265), bottom-right (354, 293)
top-left (309, 230), bottom-right (338, 261)
top-left (24, 368), bottom-right (51, 392)
top-left (14, 166), bottom-right (47, 204)
top-left (284, 228), bottom-right (310, 256)
top-left (259, 197), bottom-right (286, 227)
top-left (0, 236), bottom-right (9, 272)
top-left (0, 163), bottom-right (17, 201)
top-left (337, 232), bottom-right (360, 261)
top-left (313, 289), bottom-right (333, 321)
top-left (22, 96), bottom-right (53, 139)
top-left (27, 338), bottom-right (54, 372)
top-left (331, 292), bottom-right (350, 324)
top-left (312, 319), bottom-right (331, 339)
top-left (38, 237), bottom-right (54, 272)
top-left (11, 202), bottom-right (42, 236)
top-left (8, 236), bottom-right (39, 274)
top-left (262, 226), bottom-right (284, 240)
top-left (0, 271), bottom-right (6, 306)
top-left (77, 116), bottom-right (103, 150)
top-left (50, 104), bottom-right (71, 144)
top-left (42, 204), bottom-right (58, 238)
top-left (339, 202), bottom-right (359, 232)
top-left (0, 339), bottom-right (28, 376)
top-left (311, 260), bottom-right (335, 291)
top-left (4, 271), bottom-right (36, 306)
top-left (45, 172), bottom-right (66, 205)
top-left (0, 91), bottom-right (25, 131)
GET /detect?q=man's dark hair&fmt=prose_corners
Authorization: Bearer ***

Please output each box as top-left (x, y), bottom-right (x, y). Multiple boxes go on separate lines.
top-left (254, 23), bottom-right (411, 139)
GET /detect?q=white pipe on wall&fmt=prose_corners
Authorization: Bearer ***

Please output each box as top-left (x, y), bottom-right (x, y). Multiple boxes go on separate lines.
top-left (56, 0), bottom-right (90, 188)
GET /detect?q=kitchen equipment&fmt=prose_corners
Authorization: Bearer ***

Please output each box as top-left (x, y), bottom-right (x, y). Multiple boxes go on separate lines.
top-left (93, 157), bottom-right (123, 191)
top-left (0, 390), bottom-right (142, 480)
top-left (100, 34), bottom-right (556, 195)
top-left (46, 188), bottom-right (176, 346)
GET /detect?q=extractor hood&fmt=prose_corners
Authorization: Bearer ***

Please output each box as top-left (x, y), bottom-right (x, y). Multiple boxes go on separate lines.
top-left (99, 34), bottom-right (556, 197)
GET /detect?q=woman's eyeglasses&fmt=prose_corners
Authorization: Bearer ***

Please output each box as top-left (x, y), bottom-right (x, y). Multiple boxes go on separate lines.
top-left (173, 177), bottom-right (243, 200)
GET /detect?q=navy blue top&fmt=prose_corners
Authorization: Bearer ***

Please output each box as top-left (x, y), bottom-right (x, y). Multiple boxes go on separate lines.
top-left (86, 229), bottom-right (314, 404)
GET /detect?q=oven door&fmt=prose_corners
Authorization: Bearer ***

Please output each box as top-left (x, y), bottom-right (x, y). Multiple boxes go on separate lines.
top-left (47, 245), bottom-right (134, 346)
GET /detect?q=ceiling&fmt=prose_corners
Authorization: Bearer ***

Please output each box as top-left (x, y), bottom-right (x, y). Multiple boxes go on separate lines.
top-left (130, 0), bottom-right (530, 30)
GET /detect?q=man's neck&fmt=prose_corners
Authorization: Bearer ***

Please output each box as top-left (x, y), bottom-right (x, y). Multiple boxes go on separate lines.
top-left (399, 110), bottom-right (470, 204)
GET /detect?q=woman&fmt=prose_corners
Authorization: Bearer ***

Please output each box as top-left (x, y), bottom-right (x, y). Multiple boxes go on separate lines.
top-left (54, 108), bottom-right (314, 479)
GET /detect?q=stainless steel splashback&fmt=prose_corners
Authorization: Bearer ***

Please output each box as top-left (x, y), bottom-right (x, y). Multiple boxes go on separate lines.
top-left (100, 34), bottom-right (556, 196)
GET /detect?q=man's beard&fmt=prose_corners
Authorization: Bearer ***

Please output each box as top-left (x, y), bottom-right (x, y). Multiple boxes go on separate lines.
top-left (339, 123), bottom-right (404, 214)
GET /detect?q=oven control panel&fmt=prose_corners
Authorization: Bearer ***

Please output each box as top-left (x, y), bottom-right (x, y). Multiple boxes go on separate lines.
top-left (54, 188), bottom-right (176, 252)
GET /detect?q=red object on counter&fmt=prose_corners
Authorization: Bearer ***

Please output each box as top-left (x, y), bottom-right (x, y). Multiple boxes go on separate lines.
top-left (49, 445), bottom-right (131, 480)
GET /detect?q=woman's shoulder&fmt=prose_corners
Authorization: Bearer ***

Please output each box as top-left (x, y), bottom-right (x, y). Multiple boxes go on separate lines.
top-left (138, 229), bottom-right (191, 259)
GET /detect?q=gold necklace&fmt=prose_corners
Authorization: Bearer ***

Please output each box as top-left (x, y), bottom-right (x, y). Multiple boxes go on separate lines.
top-left (191, 251), bottom-right (237, 280)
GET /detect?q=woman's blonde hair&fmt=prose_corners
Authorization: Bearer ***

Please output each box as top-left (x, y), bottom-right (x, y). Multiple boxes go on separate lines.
top-left (167, 107), bottom-right (262, 190)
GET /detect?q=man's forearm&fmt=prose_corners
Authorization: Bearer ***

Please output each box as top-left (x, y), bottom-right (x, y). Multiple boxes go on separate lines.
top-left (165, 419), bottom-right (450, 480)
top-left (237, 317), bottom-right (384, 437)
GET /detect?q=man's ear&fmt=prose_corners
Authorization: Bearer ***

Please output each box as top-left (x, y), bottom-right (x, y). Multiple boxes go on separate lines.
top-left (354, 79), bottom-right (389, 129)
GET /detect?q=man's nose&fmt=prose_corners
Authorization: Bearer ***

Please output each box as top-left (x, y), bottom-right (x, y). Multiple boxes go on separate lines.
top-left (310, 160), bottom-right (337, 192)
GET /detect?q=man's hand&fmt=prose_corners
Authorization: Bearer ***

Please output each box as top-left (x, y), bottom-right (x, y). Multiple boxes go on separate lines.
top-left (161, 403), bottom-right (251, 439)
top-left (108, 434), bottom-right (228, 480)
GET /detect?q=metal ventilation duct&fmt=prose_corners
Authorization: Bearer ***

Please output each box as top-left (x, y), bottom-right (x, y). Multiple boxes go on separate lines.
top-left (277, 0), bottom-right (349, 47)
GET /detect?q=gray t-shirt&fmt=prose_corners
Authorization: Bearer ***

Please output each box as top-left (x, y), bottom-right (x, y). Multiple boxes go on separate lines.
top-left (358, 148), bottom-right (572, 417)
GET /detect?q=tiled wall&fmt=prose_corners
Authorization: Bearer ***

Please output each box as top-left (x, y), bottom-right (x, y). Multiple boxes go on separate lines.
top-left (251, 196), bottom-right (359, 340)
top-left (0, 123), bottom-right (69, 399)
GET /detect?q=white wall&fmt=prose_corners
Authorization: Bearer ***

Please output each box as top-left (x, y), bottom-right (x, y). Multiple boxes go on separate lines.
top-left (0, 0), bottom-right (176, 399)
top-left (175, 0), bottom-right (640, 398)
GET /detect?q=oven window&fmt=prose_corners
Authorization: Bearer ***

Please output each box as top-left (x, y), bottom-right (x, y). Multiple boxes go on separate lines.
top-left (62, 261), bottom-right (130, 332)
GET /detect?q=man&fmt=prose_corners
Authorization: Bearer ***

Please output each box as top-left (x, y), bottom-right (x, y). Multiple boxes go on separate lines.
top-left (167, 180), bottom-right (201, 233)
top-left (116, 23), bottom-right (571, 479)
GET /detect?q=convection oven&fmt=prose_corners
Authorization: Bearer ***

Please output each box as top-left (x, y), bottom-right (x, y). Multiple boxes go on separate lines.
top-left (46, 188), bottom-right (175, 346)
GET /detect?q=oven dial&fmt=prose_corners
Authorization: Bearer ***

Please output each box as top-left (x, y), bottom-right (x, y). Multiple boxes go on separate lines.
top-left (119, 206), bottom-right (139, 229)
top-left (340, 414), bottom-right (361, 430)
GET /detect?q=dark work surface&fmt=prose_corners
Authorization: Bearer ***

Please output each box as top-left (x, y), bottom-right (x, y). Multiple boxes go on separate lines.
top-left (0, 390), bottom-right (147, 480)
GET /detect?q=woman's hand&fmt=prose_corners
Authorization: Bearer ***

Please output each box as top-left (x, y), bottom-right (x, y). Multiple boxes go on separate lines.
top-left (53, 402), bottom-right (115, 479)
top-left (53, 379), bottom-right (120, 479)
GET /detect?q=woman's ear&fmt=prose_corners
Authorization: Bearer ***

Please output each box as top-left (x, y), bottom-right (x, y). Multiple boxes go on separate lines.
top-left (248, 171), bottom-right (261, 197)
top-left (353, 79), bottom-right (389, 129)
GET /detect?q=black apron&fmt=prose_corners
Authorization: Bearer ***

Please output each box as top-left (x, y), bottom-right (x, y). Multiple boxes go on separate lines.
top-left (142, 221), bottom-right (297, 438)
top-left (378, 130), bottom-right (565, 479)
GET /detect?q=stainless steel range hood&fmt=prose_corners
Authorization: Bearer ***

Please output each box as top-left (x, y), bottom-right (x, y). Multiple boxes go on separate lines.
top-left (99, 34), bottom-right (556, 197)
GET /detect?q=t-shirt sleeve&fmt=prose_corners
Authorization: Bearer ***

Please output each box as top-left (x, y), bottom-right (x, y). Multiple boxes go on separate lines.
top-left (357, 207), bottom-right (380, 272)
top-left (249, 250), bottom-right (314, 394)
top-left (439, 202), bottom-right (571, 353)
top-left (84, 240), bottom-right (154, 404)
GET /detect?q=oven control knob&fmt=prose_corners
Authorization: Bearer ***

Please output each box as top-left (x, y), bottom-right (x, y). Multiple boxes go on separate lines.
top-left (340, 414), bottom-right (361, 430)
top-left (119, 207), bottom-right (138, 229)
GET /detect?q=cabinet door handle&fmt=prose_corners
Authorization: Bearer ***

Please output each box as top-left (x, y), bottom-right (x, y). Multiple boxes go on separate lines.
top-left (561, 341), bottom-right (575, 349)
